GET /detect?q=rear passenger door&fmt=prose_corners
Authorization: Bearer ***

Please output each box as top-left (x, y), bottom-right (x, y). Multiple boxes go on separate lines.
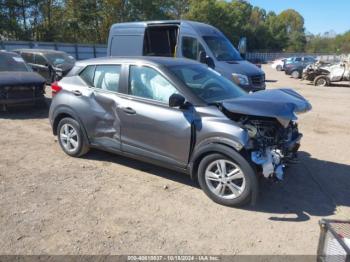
top-left (77, 64), bottom-right (126, 151)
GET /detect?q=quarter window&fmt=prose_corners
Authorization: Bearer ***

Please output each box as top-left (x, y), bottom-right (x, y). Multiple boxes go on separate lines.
top-left (80, 65), bottom-right (95, 86)
top-left (93, 65), bottom-right (121, 92)
top-left (129, 65), bottom-right (178, 103)
top-left (182, 36), bottom-right (205, 60)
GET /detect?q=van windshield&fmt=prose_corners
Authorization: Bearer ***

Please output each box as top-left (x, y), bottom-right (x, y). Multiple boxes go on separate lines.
top-left (203, 36), bottom-right (242, 62)
top-left (169, 64), bottom-right (246, 103)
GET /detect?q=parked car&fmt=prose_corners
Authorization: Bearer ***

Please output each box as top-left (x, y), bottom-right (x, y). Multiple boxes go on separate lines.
top-left (303, 60), bottom-right (350, 86)
top-left (49, 57), bottom-right (312, 207)
top-left (14, 49), bottom-right (75, 84)
top-left (107, 20), bottom-right (265, 92)
top-left (284, 56), bottom-right (317, 78)
top-left (271, 57), bottom-right (286, 71)
top-left (0, 50), bottom-right (46, 110)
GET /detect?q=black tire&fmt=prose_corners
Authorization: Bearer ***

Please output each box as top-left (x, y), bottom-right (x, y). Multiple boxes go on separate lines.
top-left (276, 65), bottom-right (282, 71)
top-left (57, 117), bottom-right (89, 157)
top-left (197, 152), bottom-right (257, 207)
top-left (291, 70), bottom-right (300, 79)
top-left (314, 75), bottom-right (329, 86)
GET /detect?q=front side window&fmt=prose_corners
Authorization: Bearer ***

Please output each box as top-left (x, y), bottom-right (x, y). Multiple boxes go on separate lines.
top-left (169, 64), bottom-right (246, 103)
top-left (93, 65), bottom-right (121, 92)
top-left (182, 36), bottom-right (205, 60)
top-left (203, 36), bottom-right (242, 62)
top-left (45, 53), bottom-right (75, 66)
top-left (129, 65), bottom-right (178, 103)
top-left (35, 54), bottom-right (47, 65)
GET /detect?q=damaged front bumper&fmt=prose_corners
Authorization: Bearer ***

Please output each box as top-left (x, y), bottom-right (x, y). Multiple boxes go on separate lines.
top-left (251, 133), bottom-right (302, 181)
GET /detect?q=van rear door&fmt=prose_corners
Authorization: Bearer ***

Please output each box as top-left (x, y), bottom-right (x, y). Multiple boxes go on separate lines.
top-left (108, 26), bottom-right (145, 56)
top-left (143, 23), bottom-right (179, 57)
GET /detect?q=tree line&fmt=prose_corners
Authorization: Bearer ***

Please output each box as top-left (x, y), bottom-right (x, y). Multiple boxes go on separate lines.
top-left (0, 0), bottom-right (349, 53)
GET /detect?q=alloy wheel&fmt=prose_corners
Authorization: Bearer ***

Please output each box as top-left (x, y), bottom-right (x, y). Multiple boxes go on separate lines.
top-left (316, 78), bottom-right (327, 86)
top-left (59, 123), bottom-right (79, 153)
top-left (204, 159), bottom-right (246, 199)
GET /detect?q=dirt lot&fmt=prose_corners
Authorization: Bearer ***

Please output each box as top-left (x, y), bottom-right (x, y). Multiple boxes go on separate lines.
top-left (0, 64), bottom-right (349, 255)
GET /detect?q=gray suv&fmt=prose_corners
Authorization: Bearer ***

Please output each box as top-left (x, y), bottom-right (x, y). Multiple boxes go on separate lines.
top-left (49, 57), bottom-right (311, 207)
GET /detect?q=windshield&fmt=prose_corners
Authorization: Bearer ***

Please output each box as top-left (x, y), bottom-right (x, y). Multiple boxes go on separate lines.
top-left (45, 53), bottom-right (75, 66)
top-left (0, 53), bottom-right (31, 72)
top-left (203, 36), bottom-right (242, 62)
top-left (169, 64), bottom-right (246, 103)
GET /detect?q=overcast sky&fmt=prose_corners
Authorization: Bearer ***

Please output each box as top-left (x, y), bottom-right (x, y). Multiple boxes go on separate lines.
top-left (248, 0), bottom-right (350, 35)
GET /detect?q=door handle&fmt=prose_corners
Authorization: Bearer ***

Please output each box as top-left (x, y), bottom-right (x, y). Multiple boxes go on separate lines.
top-left (72, 90), bottom-right (82, 96)
top-left (121, 107), bottom-right (136, 114)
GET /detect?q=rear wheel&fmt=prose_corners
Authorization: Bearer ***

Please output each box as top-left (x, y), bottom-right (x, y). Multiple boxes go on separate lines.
top-left (57, 117), bottom-right (89, 157)
top-left (276, 65), bottom-right (282, 71)
top-left (314, 75), bottom-right (329, 86)
top-left (291, 70), bottom-right (300, 79)
top-left (197, 152), bottom-right (256, 207)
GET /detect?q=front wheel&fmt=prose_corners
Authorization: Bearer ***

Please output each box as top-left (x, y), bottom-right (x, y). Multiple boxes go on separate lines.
top-left (314, 75), bottom-right (329, 86)
top-left (57, 117), bottom-right (90, 157)
top-left (276, 65), bottom-right (282, 71)
top-left (291, 70), bottom-right (300, 79)
top-left (197, 153), bottom-right (256, 207)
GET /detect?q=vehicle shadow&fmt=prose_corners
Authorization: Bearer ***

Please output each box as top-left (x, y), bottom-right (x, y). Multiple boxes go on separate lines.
top-left (247, 151), bottom-right (350, 222)
top-left (84, 149), bottom-right (198, 188)
top-left (0, 98), bottom-right (51, 120)
top-left (84, 149), bottom-right (349, 222)
top-left (305, 82), bottom-right (350, 88)
top-left (265, 79), bottom-right (278, 83)
top-left (330, 82), bottom-right (350, 88)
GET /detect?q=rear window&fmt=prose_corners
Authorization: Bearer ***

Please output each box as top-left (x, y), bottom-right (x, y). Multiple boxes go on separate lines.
top-left (21, 52), bottom-right (34, 63)
top-left (93, 65), bottom-right (121, 92)
top-left (0, 53), bottom-right (30, 72)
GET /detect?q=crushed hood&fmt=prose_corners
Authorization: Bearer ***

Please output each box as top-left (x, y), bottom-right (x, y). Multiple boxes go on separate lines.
top-left (222, 89), bottom-right (312, 124)
top-left (0, 72), bottom-right (45, 87)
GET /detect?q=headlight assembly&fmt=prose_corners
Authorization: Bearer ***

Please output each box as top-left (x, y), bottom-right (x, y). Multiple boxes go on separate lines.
top-left (232, 73), bottom-right (249, 86)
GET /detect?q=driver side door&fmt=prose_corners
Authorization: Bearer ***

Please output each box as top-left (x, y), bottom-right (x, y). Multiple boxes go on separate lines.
top-left (118, 64), bottom-right (192, 167)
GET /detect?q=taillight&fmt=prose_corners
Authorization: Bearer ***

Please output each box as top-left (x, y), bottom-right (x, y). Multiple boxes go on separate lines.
top-left (51, 81), bottom-right (62, 96)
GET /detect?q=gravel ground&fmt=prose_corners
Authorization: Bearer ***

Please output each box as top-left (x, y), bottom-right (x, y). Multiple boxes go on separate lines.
top-left (0, 64), bottom-right (349, 255)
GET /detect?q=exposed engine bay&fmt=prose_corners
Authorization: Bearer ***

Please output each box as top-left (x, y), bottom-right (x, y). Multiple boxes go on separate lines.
top-left (240, 116), bottom-right (301, 180)
top-left (222, 109), bottom-right (302, 181)
top-left (217, 88), bottom-right (311, 181)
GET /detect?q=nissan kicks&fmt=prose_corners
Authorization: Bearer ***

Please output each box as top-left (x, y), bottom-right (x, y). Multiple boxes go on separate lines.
top-left (49, 57), bottom-right (311, 207)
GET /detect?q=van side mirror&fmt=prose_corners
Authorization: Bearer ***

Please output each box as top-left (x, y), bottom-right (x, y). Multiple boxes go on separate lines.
top-left (198, 51), bottom-right (215, 69)
top-left (238, 37), bottom-right (247, 59)
top-left (169, 93), bottom-right (185, 108)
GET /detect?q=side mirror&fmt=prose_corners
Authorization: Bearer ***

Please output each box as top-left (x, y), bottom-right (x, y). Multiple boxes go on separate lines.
top-left (206, 56), bottom-right (215, 69)
top-left (238, 37), bottom-right (247, 59)
top-left (169, 93), bottom-right (185, 108)
top-left (198, 51), bottom-right (215, 69)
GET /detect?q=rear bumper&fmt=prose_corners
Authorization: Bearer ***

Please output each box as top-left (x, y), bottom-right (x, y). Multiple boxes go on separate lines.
top-left (0, 96), bottom-right (45, 105)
